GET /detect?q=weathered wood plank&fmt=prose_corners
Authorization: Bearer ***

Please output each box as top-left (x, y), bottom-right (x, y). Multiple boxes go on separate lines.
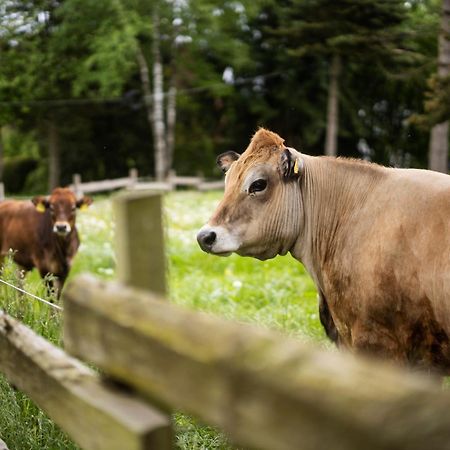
top-left (0, 311), bottom-right (172, 450)
top-left (113, 191), bottom-right (166, 296)
top-left (197, 180), bottom-right (224, 191)
top-left (63, 275), bottom-right (450, 450)
top-left (71, 177), bottom-right (133, 194)
top-left (130, 182), bottom-right (173, 192)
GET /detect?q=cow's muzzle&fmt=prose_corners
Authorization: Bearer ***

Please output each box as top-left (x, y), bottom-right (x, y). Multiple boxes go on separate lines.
top-left (197, 229), bottom-right (217, 253)
top-left (53, 222), bottom-right (71, 236)
top-left (197, 225), bottom-right (240, 255)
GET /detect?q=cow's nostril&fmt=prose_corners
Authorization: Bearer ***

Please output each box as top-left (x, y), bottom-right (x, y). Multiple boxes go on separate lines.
top-left (204, 231), bottom-right (216, 246)
top-left (57, 224), bottom-right (67, 231)
top-left (197, 229), bottom-right (217, 252)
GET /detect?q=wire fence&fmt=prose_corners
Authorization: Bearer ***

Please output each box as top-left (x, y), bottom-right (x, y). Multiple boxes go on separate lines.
top-left (0, 277), bottom-right (63, 311)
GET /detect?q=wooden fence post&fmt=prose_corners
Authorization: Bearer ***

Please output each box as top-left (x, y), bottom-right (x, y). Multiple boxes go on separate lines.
top-left (129, 168), bottom-right (138, 187)
top-left (73, 173), bottom-right (83, 197)
top-left (113, 190), bottom-right (166, 298)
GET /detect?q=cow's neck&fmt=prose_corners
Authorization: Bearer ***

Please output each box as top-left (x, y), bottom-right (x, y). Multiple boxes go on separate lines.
top-left (290, 155), bottom-right (386, 291)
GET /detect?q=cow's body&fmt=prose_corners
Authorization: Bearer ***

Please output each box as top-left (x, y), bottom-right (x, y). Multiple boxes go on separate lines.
top-left (0, 188), bottom-right (91, 296)
top-left (198, 129), bottom-right (450, 373)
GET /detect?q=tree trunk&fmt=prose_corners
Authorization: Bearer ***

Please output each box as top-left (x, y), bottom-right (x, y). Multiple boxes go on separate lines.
top-left (0, 127), bottom-right (4, 181)
top-left (428, 0), bottom-right (450, 173)
top-left (48, 117), bottom-right (60, 191)
top-left (136, 44), bottom-right (156, 176)
top-left (429, 122), bottom-right (449, 172)
top-left (325, 54), bottom-right (341, 157)
top-left (165, 79), bottom-right (177, 174)
top-left (152, 9), bottom-right (167, 181)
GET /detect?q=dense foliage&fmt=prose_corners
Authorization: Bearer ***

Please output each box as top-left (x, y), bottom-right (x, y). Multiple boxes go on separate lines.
top-left (0, 0), bottom-right (447, 192)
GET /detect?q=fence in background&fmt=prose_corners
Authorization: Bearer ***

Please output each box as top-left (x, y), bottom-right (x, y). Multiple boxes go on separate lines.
top-left (0, 191), bottom-right (450, 450)
top-left (71, 169), bottom-right (224, 196)
top-left (0, 170), bottom-right (222, 201)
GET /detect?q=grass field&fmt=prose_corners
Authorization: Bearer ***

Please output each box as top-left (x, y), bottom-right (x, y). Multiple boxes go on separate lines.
top-left (0, 191), bottom-right (326, 450)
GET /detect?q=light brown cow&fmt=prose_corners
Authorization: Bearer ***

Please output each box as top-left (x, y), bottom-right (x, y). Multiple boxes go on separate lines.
top-left (0, 187), bottom-right (92, 297)
top-left (197, 128), bottom-right (450, 373)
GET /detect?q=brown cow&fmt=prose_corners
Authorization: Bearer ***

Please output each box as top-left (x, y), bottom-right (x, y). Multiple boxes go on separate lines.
top-left (197, 128), bottom-right (450, 373)
top-left (0, 187), bottom-right (92, 297)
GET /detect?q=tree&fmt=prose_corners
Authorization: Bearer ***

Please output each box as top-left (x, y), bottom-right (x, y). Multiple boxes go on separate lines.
top-left (428, 0), bottom-right (450, 173)
top-left (58, 0), bottom-right (258, 179)
top-left (0, 0), bottom-right (71, 190)
top-left (271, 0), bottom-right (411, 156)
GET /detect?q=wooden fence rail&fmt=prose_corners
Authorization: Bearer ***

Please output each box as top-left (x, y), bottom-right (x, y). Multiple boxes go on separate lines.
top-left (62, 275), bottom-right (450, 450)
top-left (1, 190), bottom-right (450, 450)
top-left (0, 311), bottom-right (171, 450)
top-left (70, 170), bottom-right (224, 196)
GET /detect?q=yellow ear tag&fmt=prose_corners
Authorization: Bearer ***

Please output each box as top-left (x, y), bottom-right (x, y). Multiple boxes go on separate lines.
top-left (79, 204), bottom-right (88, 211)
top-left (293, 158), bottom-right (300, 175)
top-left (36, 203), bottom-right (46, 213)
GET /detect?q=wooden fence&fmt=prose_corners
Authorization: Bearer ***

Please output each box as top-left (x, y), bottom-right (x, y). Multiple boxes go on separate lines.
top-left (1, 190), bottom-right (450, 450)
top-left (71, 170), bottom-right (224, 196)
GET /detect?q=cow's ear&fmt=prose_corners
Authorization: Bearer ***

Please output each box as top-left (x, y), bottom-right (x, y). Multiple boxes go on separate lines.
top-left (76, 196), bottom-right (93, 211)
top-left (216, 151), bottom-right (240, 174)
top-left (32, 196), bottom-right (49, 213)
top-left (279, 148), bottom-right (302, 180)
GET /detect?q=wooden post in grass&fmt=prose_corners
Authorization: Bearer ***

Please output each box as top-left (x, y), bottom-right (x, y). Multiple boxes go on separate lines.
top-left (73, 173), bottom-right (83, 197)
top-left (128, 168), bottom-right (138, 187)
top-left (110, 189), bottom-right (173, 448)
top-left (113, 190), bottom-right (166, 296)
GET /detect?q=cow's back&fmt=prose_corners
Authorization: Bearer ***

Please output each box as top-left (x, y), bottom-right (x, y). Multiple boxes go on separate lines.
top-left (0, 200), bottom-right (42, 269)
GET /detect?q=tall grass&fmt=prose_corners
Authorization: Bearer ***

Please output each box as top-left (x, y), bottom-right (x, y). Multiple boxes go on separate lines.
top-left (0, 256), bottom-right (78, 450)
top-left (0, 191), bottom-right (323, 449)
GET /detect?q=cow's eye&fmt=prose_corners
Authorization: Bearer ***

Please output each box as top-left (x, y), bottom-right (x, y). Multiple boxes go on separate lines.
top-left (249, 179), bottom-right (267, 194)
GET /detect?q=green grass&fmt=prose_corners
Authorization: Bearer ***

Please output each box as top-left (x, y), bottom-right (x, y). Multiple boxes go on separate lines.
top-left (0, 191), bottom-right (323, 450)
top-left (0, 257), bottom-right (78, 450)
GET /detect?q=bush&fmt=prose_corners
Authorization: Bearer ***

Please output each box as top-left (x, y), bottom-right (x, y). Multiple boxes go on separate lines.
top-left (3, 156), bottom-right (39, 194)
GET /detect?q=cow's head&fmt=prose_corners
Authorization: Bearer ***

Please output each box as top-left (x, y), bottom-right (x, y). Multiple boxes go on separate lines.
top-left (32, 188), bottom-right (93, 237)
top-left (197, 128), bottom-right (303, 260)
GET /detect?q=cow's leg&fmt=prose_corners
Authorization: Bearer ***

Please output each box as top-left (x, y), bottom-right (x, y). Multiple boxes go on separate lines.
top-left (53, 274), bottom-right (66, 299)
top-left (37, 264), bottom-right (67, 300)
top-left (318, 291), bottom-right (340, 345)
top-left (37, 268), bottom-right (57, 300)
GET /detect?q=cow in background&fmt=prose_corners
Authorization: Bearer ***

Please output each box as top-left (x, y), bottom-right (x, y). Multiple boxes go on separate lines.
top-left (197, 128), bottom-right (450, 374)
top-left (0, 187), bottom-right (92, 297)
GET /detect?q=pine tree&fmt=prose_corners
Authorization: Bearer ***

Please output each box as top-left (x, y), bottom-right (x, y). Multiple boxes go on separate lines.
top-left (272, 0), bottom-right (411, 156)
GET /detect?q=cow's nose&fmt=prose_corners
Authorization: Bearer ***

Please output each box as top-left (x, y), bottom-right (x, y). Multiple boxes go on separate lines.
top-left (54, 222), bottom-right (71, 235)
top-left (197, 229), bottom-right (217, 252)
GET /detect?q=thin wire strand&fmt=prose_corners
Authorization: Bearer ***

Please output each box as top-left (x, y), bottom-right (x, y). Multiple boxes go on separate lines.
top-left (0, 278), bottom-right (63, 311)
top-left (0, 71), bottom-right (284, 107)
